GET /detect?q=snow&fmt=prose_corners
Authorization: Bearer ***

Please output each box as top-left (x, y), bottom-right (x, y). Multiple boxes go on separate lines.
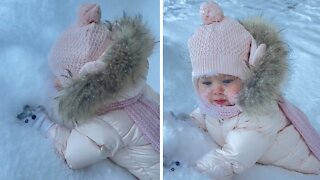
top-left (0, 0), bottom-right (159, 179)
top-left (164, 0), bottom-right (320, 179)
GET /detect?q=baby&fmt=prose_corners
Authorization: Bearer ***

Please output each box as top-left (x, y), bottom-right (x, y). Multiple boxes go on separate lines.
top-left (17, 4), bottom-right (159, 180)
top-left (188, 1), bottom-right (320, 179)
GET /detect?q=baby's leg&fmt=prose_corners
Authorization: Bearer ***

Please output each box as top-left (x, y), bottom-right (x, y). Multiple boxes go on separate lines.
top-left (111, 144), bottom-right (159, 180)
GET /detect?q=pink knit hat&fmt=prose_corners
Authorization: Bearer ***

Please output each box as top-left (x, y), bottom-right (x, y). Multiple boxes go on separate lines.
top-left (188, 1), bottom-right (266, 80)
top-left (48, 4), bottom-right (112, 84)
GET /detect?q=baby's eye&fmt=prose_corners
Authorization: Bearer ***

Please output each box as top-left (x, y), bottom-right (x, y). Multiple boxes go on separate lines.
top-left (202, 81), bottom-right (212, 86)
top-left (222, 79), bottom-right (233, 84)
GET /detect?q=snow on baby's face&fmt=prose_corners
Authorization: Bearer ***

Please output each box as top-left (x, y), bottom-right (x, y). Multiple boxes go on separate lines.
top-left (197, 74), bottom-right (242, 106)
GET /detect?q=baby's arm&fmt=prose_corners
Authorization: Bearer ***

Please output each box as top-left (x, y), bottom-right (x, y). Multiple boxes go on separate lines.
top-left (47, 118), bottom-right (123, 169)
top-left (17, 105), bottom-right (124, 169)
top-left (190, 108), bottom-right (207, 131)
top-left (196, 119), bottom-right (276, 178)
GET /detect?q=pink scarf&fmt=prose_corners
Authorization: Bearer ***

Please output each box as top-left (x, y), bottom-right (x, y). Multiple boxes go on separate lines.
top-left (278, 97), bottom-right (320, 161)
top-left (99, 93), bottom-right (160, 152)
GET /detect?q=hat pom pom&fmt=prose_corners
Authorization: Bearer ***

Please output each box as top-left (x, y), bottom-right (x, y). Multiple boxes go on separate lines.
top-left (77, 4), bottom-right (101, 26)
top-left (200, 1), bottom-right (224, 25)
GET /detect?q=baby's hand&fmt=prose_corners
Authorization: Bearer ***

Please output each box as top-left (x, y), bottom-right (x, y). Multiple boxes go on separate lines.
top-left (170, 112), bottom-right (192, 121)
top-left (170, 111), bottom-right (208, 132)
top-left (16, 105), bottom-right (54, 134)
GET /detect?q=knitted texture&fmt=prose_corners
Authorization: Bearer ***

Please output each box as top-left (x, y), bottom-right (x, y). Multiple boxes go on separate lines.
top-left (77, 4), bottom-right (101, 26)
top-left (48, 4), bottom-right (111, 84)
top-left (188, 1), bottom-right (253, 80)
top-left (200, 1), bottom-right (224, 25)
top-left (198, 97), bottom-right (241, 120)
top-left (99, 93), bottom-right (160, 152)
top-left (278, 98), bottom-right (320, 161)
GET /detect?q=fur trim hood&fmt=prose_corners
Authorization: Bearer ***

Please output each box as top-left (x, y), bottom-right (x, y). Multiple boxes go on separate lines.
top-left (57, 15), bottom-right (155, 122)
top-left (238, 18), bottom-right (288, 114)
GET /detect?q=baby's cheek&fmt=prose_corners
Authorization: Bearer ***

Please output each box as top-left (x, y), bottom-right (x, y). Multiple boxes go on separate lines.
top-left (227, 93), bottom-right (238, 105)
top-left (198, 88), bottom-right (211, 103)
top-left (200, 90), bottom-right (210, 100)
top-left (226, 86), bottom-right (241, 104)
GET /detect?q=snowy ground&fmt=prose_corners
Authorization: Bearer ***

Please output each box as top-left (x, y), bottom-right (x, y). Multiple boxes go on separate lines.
top-left (0, 0), bottom-right (159, 179)
top-left (164, 0), bottom-right (320, 179)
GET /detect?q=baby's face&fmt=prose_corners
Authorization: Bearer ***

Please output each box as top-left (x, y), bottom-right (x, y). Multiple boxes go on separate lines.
top-left (197, 74), bottom-right (242, 106)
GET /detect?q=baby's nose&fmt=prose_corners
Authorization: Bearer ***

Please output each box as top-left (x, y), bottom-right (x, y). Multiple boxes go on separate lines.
top-left (211, 84), bottom-right (224, 95)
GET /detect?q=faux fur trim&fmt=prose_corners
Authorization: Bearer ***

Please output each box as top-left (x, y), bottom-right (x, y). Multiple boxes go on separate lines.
top-left (238, 18), bottom-right (288, 114)
top-left (57, 14), bottom-right (155, 122)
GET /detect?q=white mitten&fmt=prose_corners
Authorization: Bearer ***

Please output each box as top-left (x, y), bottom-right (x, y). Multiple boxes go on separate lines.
top-left (17, 105), bottom-right (55, 135)
top-left (196, 150), bottom-right (233, 180)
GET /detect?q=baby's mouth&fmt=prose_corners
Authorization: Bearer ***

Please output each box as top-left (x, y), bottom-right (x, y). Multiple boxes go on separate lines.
top-left (214, 99), bottom-right (226, 105)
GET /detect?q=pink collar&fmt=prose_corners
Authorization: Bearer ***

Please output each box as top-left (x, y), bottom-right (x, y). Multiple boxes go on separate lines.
top-left (198, 98), bottom-right (241, 119)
